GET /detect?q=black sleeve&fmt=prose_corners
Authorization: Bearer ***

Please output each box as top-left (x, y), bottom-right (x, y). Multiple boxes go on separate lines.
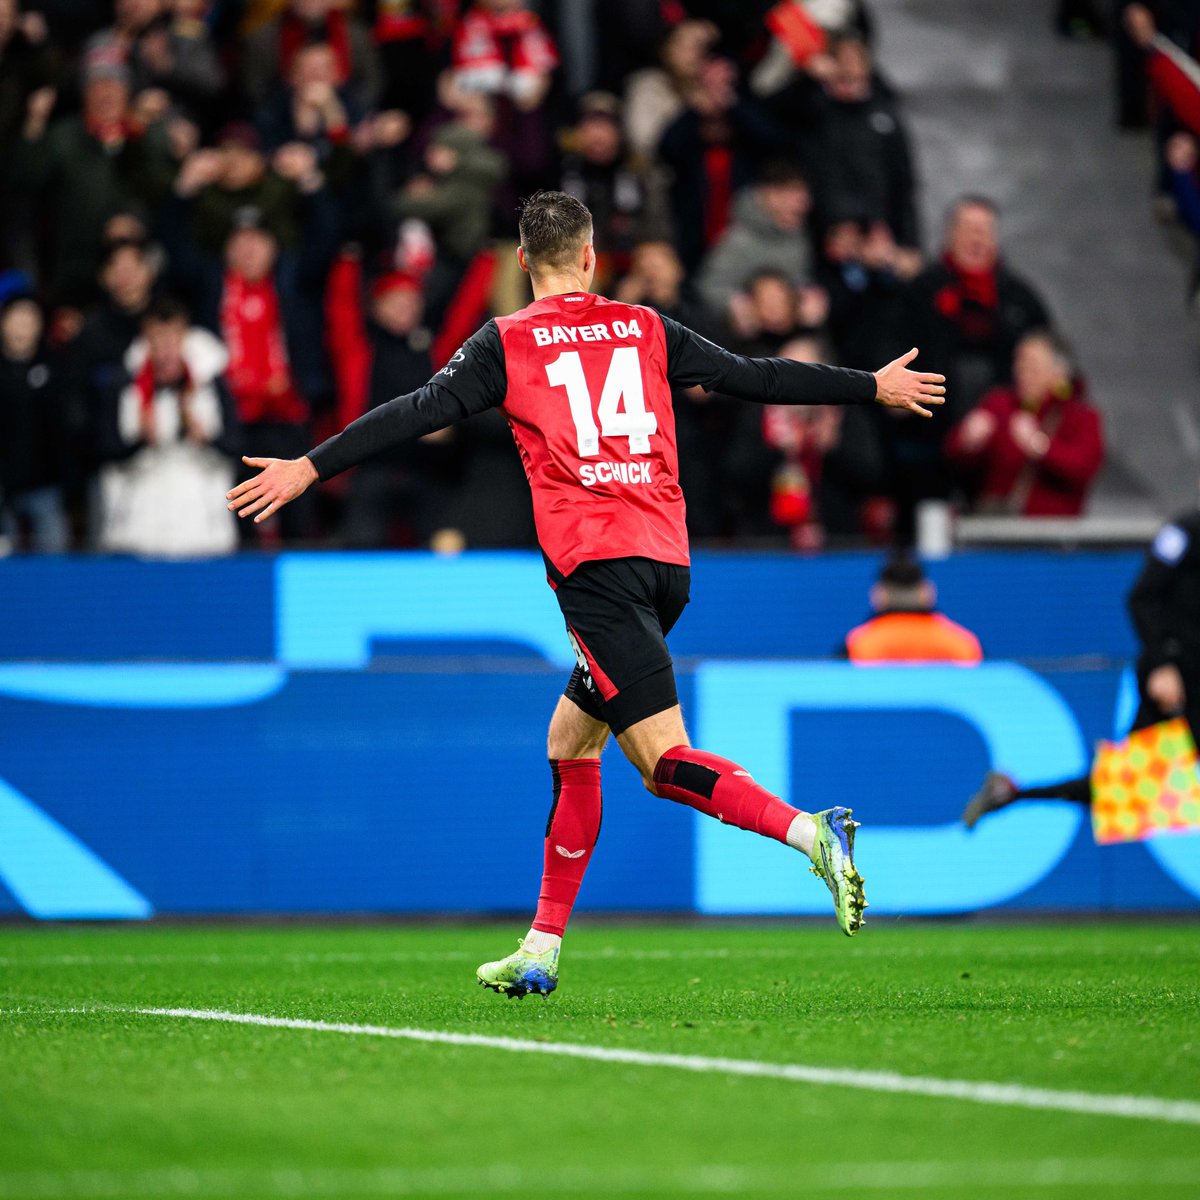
top-left (660, 315), bottom-right (877, 406)
top-left (1128, 515), bottom-right (1199, 671)
top-left (306, 321), bottom-right (507, 481)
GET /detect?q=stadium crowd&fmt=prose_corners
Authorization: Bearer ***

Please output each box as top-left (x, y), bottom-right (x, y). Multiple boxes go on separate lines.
top-left (0, 0), bottom-right (1109, 557)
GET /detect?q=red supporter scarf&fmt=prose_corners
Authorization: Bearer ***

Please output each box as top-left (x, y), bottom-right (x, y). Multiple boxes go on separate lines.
top-left (702, 145), bottom-right (733, 249)
top-left (279, 9), bottom-right (352, 84)
top-left (134, 356), bottom-right (192, 440)
top-left (374, 0), bottom-right (459, 43)
top-left (453, 6), bottom-right (558, 74)
top-left (220, 272), bottom-right (306, 424)
top-left (85, 115), bottom-right (136, 149)
top-left (935, 251), bottom-right (999, 316)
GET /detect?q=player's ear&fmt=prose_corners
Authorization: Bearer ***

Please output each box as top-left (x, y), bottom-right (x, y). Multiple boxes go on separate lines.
top-left (516, 246), bottom-right (529, 275)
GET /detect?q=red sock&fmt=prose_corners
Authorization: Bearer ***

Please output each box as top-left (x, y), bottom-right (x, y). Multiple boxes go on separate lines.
top-left (531, 758), bottom-right (602, 937)
top-left (653, 746), bottom-right (800, 844)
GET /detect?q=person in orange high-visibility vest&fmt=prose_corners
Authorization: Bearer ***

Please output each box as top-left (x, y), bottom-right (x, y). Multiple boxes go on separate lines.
top-left (843, 554), bottom-right (982, 664)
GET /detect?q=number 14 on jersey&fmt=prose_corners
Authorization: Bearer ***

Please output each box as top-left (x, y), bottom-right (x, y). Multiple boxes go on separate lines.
top-left (545, 347), bottom-right (658, 457)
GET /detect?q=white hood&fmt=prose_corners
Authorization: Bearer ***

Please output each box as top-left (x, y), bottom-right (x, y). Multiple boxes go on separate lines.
top-left (124, 326), bottom-right (230, 386)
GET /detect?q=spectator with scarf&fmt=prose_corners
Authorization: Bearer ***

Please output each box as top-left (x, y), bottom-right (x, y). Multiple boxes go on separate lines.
top-left (944, 328), bottom-right (1105, 517)
top-left (9, 42), bottom-right (176, 302)
top-left (451, 0), bottom-right (558, 236)
top-left (255, 39), bottom-right (368, 202)
top-left (903, 196), bottom-right (1050, 417)
top-left (877, 199), bottom-right (1049, 540)
top-left (723, 335), bottom-right (886, 547)
top-left (241, 0), bottom-right (382, 109)
top-left (658, 57), bottom-right (794, 273)
top-left (88, 0), bottom-right (225, 121)
top-left (451, 0), bottom-right (557, 111)
top-left (96, 297), bottom-right (240, 557)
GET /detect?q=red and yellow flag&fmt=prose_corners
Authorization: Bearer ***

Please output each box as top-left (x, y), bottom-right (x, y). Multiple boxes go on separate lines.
top-left (1091, 718), bottom-right (1200, 844)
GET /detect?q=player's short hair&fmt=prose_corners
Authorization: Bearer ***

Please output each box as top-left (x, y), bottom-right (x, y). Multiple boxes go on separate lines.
top-left (518, 190), bottom-right (594, 273)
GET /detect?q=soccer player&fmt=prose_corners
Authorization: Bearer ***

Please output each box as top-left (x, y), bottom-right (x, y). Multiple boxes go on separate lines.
top-left (226, 192), bottom-right (945, 996)
top-left (962, 506), bottom-right (1200, 828)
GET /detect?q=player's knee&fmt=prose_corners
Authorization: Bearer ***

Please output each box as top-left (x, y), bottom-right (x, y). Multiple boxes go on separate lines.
top-left (547, 722), bottom-right (605, 761)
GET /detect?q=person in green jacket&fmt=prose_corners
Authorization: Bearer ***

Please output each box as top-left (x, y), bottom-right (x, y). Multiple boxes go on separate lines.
top-left (10, 46), bottom-right (175, 302)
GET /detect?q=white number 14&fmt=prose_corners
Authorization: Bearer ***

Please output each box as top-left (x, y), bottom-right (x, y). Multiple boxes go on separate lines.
top-left (545, 347), bottom-right (657, 457)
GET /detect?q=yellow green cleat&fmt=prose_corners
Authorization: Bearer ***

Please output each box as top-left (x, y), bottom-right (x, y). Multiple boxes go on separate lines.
top-left (809, 807), bottom-right (867, 936)
top-left (476, 939), bottom-right (559, 998)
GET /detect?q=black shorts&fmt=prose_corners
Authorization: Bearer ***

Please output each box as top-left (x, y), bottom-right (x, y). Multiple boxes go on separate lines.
top-left (555, 557), bottom-right (690, 736)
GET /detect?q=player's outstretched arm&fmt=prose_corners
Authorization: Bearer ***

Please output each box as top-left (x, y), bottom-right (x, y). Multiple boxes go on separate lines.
top-left (227, 321), bottom-right (508, 523)
top-left (227, 455), bottom-right (318, 523)
top-left (660, 315), bottom-right (946, 412)
top-left (872, 347), bottom-right (946, 418)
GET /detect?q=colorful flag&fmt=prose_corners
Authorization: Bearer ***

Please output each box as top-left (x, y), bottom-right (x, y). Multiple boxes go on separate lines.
top-left (1091, 718), bottom-right (1200, 844)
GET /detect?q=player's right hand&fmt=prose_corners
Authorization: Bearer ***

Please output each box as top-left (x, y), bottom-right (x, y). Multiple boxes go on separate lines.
top-left (873, 348), bottom-right (946, 418)
top-left (226, 456), bottom-right (318, 523)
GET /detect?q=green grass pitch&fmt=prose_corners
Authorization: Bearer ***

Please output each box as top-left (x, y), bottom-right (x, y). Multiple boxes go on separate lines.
top-left (1, 921), bottom-right (1198, 1199)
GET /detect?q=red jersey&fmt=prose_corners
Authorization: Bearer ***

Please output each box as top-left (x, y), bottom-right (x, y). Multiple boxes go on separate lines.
top-left (307, 289), bottom-right (877, 580)
top-left (494, 293), bottom-right (687, 580)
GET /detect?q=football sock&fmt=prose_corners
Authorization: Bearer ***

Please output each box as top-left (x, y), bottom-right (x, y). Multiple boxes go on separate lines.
top-left (522, 928), bottom-right (562, 955)
top-left (653, 746), bottom-right (812, 853)
top-left (1014, 775), bottom-right (1093, 805)
top-left (530, 758), bottom-right (602, 938)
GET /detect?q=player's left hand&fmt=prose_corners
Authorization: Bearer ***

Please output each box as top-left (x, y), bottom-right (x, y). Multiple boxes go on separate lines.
top-left (1147, 663), bottom-right (1186, 714)
top-left (226, 456), bottom-right (318, 523)
top-left (873, 348), bottom-right (946, 418)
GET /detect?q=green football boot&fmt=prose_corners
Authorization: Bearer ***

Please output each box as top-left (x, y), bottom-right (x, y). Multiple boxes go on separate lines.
top-left (476, 939), bottom-right (559, 998)
top-left (809, 807), bottom-right (867, 936)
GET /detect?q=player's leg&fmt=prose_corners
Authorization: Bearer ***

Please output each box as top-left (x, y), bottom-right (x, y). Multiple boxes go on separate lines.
top-left (961, 688), bottom-right (1191, 828)
top-left (530, 691), bottom-right (608, 945)
top-left (477, 681), bottom-right (608, 998)
top-left (961, 771), bottom-right (1090, 829)
top-left (556, 559), bottom-right (864, 935)
top-left (615, 703), bottom-right (816, 852)
top-left (613, 701), bottom-right (866, 936)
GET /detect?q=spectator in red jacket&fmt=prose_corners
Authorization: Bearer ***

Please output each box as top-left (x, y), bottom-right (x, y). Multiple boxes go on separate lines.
top-left (944, 329), bottom-right (1105, 517)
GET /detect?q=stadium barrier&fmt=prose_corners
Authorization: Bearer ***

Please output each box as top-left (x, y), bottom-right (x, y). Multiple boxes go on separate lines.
top-left (3, 550), bottom-right (1197, 919)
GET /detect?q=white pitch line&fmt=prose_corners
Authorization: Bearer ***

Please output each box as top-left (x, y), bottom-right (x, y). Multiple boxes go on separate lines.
top-left (1, 1159), bottom-right (1199, 1199)
top-left (49, 1004), bottom-right (1200, 1127)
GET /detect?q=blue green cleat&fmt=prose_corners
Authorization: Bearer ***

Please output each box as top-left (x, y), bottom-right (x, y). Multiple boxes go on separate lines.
top-left (476, 939), bottom-right (559, 998)
top-left (809, 807), bottom-right (867, 936)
